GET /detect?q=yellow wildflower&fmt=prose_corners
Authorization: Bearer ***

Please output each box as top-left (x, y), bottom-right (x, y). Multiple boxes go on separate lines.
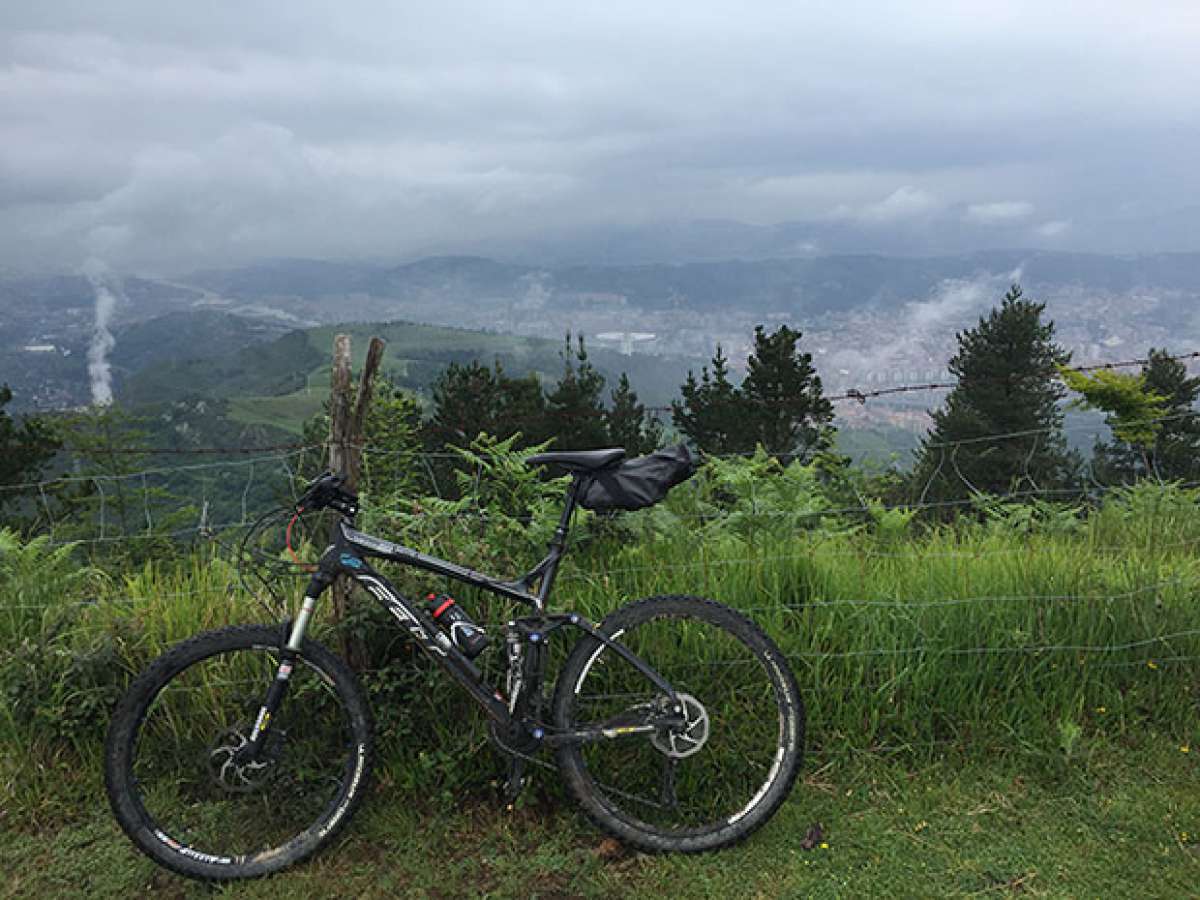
top-left (1148, 660), bottom-right (1159, 670)
top-left (1181, 745), bottom-right (1191, 753)
top-left (1095, 706), bottom-right (1106, 714)
top-left (819, 842), bottom-right (829, 850)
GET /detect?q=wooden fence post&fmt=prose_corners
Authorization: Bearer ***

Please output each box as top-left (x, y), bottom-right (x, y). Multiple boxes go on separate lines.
top-left (327, 333), bottom-right (386, 670)
top-left (349, 336), bottom-right (387, 489)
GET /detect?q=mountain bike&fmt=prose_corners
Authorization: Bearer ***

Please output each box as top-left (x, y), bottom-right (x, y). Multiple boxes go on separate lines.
top-left (104, 447), bottom-right (805, 880)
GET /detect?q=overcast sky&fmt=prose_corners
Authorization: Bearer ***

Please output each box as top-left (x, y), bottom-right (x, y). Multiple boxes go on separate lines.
top-left (2, 1), bottom-right (1198, 272)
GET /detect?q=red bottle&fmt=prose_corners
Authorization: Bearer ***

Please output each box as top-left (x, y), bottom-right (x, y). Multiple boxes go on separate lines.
top-left (425, 593), bottom-right (489, 659)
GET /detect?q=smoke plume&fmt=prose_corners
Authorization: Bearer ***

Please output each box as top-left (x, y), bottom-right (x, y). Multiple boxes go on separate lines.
top-left (83, 259), bottom-right (121, 407)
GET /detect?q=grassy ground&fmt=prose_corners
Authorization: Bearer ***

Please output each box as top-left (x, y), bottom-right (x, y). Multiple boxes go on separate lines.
top-left (228, 390), bottom-right (326, 435)
top-left (3, 745), bottom-right (1197, 899)
top-left (5, 481), bottom-right (1200, 896)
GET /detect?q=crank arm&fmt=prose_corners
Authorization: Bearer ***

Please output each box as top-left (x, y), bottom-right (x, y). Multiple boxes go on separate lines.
top-left (502, 757), bottom-right (528, 807)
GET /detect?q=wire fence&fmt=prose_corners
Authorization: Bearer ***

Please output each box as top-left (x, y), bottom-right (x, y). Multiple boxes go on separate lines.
top-left (5, 410), bottom-right (1198, 514)
top-left (14, 640), bottom-right (1200, 704)
top-left (4, 353), bottom-right (1200, 725)
top-left (3, 346), bottom-right (1196, 476)
top-left (1, 403), bottom-right (1196, 612)
top-left (25, 471), bottom-right (1200, 550)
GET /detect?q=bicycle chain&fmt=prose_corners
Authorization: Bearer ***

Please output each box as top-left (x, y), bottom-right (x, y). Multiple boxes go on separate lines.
top-left (488, 723), bottom-right (557, 772)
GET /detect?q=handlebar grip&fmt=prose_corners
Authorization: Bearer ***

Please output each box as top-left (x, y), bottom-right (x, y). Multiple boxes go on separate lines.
top-left (297, 472), bottom-right (358, 516)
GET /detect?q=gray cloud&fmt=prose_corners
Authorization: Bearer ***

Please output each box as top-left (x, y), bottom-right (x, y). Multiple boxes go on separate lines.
top-left (964, 201), bottom-right (1035, 226)
top-left (1, 1), bottom-right (1198, 271)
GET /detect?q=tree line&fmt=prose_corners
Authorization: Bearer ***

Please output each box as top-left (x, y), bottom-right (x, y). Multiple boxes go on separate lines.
top-left (416, 326), bottom-right (834, 463)
top-left (412, 285), bottom-right (1199, 499)
top-left (4, 282), bottom-right (1199, 542)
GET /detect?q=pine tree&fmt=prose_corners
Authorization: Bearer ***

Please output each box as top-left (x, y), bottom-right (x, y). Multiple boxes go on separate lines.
top-left (606, 372), bottom-right (663, 456)
top-left (425, 360), bottom-right (502, 447)
top-left (545, 333), bottom-right (608, 449)
top-left (673, 327), bottom-right (833, 458)
top-left (1092, 349), bottom-right (1200, 483)
top-left (52, 405), bottom-right (188, 561)
top-left (671, 345), bottom-right (748, 454)
top-left (0, 385), bottom-right (60, 520)
top-left (493, 370), bottom-right (550, 447)
top-left (742, 324), bottom-right (834, 460)
top-left (417, 359), bottom-right (552, 497)
top-left (911, 285), bottom-right (1079, 504)
top-left (358, 376), bottom-right (424, 501)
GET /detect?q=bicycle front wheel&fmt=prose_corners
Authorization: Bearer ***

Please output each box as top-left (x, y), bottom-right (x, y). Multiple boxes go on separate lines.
top-left (553, 595), bottom-right (804, 853)
top-left (104, 624), bottom-right (374, 880)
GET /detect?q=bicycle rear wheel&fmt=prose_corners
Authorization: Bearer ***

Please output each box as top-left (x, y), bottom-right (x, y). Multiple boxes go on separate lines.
top-left (104, 624), bottom-right (373, 880)
top-left (553, 595), bottom-right (804, 852)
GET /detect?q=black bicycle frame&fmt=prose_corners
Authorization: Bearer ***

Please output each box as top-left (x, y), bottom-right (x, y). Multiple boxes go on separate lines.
top-left (243, 476), bottom-right (682, 758)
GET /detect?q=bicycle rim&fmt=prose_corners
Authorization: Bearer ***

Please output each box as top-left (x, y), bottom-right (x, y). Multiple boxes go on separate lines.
top-left (125, 642), bottom-right (361, 865)
top-left (560, 606), bottom-right (796, 836)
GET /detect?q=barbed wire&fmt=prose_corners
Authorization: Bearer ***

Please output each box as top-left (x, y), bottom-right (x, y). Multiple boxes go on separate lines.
top-left (6, 572), bottom-right (1193, 614)
top-left (0, 585), bottom-right (234, 611)
top-left (4, 408), bottom-right (1194, 500)
top-left (44, 520), bottom-right (256, 547)
top-left (45, 442), bottom-right (314, 456)
top-left (556, 540), bottom-right (1200, 584)
top-left (4, 369), bottom-right (1198, 594)
top-left (14, 465), bottom-right (1200, 554)
top-left (789, 628), bottom-right (1200, 660)
top-left (0, 446), bottom-right (320, 494)
top-left (2, 347), bottom-right (1192, 465)
top-left (635, 349), bottom-right (1200, 410)
top-left (918, 409), bottom-right (1197, 451)
top-left (28, 635), bottom-right (1200, 705)
top-left (389, 476), bottom-right (1200, 537)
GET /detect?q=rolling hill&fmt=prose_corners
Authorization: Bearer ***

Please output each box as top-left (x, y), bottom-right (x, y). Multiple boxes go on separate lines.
top-left (122, 319), bottom-right (704, 435)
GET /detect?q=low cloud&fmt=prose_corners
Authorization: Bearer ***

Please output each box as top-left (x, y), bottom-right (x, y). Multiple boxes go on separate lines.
top-left (964, 200), bottom-right (1035, 225)
top-left (906, 277), bottom-right (992, 330)
top-left (833, 186), bottom-right (940, 225)
top-left (826, 267), bottom-right (1023, 387)
top-left (1035, 220), bottom-right (1071, 238)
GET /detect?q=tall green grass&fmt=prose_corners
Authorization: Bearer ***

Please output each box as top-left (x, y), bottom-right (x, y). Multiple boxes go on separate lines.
top-left (3, 477), bottom-right (1199, 823)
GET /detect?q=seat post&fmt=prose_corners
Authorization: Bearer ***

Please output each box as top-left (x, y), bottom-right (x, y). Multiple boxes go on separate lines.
top-left (536, 475), bottom-right (582, 609)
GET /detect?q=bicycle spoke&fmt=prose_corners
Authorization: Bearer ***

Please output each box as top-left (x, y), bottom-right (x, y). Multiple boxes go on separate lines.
top-left (562, 605), bottom-right (795, 835)
top-left (127, 644), bottom-right (357, 862)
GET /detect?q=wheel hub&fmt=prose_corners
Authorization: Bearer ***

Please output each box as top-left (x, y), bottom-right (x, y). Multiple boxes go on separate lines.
top-left (651, 692), bottom-right (710, 759)
top-left (208, 724), bottom-right (281, 794)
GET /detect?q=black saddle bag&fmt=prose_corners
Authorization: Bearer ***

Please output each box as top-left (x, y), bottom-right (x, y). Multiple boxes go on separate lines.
top-left (578, 444), bottom-right (698, 512)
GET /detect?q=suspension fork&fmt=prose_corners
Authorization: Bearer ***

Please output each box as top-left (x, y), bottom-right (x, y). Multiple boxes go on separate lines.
top-left (240, 571), bottom-right (332, 761)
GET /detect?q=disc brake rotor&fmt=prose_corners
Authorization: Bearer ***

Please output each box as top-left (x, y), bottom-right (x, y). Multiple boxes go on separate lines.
top-left (651, 692), bottom-right (710, 759)
top-left (208, 725), bottom-right (282, 794)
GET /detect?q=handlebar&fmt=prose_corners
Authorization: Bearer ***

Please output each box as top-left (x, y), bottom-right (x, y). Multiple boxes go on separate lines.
top-left (297, 471), bottom-right (359, 517)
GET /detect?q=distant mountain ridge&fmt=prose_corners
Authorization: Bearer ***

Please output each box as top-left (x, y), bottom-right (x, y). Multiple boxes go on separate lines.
top-left (185, 250), bottom-right (1200, 316)
top-left (5, 248), bottom-right (1198, 414)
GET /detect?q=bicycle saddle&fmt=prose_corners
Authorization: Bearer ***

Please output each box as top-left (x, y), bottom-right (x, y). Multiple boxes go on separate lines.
top-left (526, 448), bottom-right (626, 472)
